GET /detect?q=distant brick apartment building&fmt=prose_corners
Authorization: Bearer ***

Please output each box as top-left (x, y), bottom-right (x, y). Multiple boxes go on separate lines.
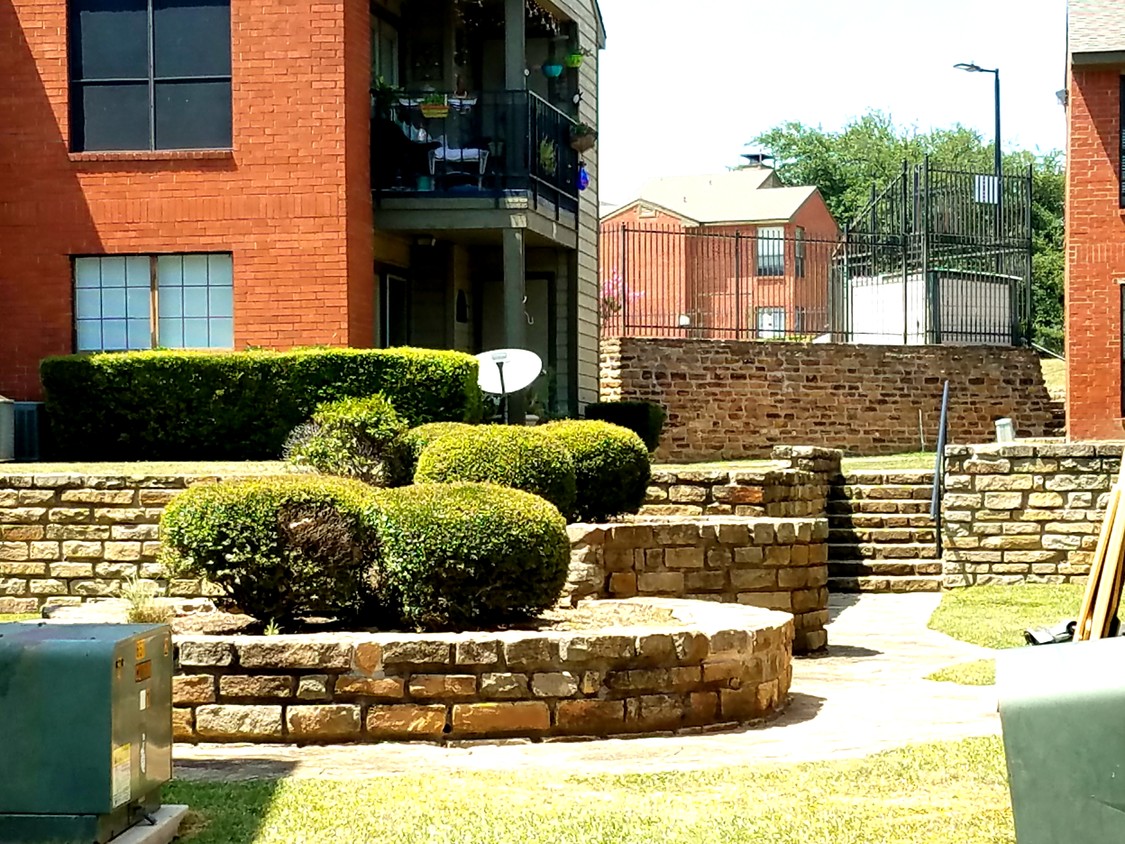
top-left (0, 0), bottom-right (605, 415)
top-left (599, 167), bottom-right (837, 339)
top-left (1067, 0), bottom-right (1125, 439)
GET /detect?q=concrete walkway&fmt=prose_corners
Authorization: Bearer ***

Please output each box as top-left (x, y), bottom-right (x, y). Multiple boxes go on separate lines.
top-left (174, 593), bottom-right (1000, 781)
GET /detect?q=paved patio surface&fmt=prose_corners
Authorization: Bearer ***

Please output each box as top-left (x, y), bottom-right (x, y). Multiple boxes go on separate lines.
top-left (174, 593), bottom-right (1000, 781)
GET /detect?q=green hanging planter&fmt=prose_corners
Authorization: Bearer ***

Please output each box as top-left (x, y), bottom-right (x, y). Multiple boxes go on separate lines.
top-left (564, 52), bottom-right (584, 68)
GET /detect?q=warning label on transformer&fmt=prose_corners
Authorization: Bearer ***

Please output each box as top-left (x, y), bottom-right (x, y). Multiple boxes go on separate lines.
top-left (112, 744), bottom-right (131, 807)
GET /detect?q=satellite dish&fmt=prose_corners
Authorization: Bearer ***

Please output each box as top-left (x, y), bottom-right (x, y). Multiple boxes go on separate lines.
top-left (475, 349), bottom-right (542, 395)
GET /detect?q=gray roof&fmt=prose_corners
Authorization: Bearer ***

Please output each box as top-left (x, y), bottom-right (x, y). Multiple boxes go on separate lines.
top-left (613, 170), bottom-right (817, 224)
top-left (1070, 0), bottom-right (1125, 57)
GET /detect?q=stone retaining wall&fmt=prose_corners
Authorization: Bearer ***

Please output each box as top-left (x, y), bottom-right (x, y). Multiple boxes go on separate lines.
top-left (942, 443), bottom-right (1121, 586)
top-left (0, 473), bottom-right (261, 614)
top-left (171, 599), bottom-right (793, 744)
top-left (567, 517), bottom-right (828, 653)
top-left (642, 446), bottom-right (841, 519)
top-left (601, 337), bottom-right (1055, 461)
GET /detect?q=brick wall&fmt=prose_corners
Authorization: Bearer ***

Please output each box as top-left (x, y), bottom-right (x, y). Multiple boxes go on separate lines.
top-left (170, 600), bottom-right (793, 744)
top-left (600, 338), bottom-right (1055, 461)
top-left (0, 0), bottom-right (374, 401)
top-left (942, 443), bottom-right (1120, 586)
top-left (1066, 67), bottom-right (1125, 441)
top-left (566, 517), bottom-right (828, 653)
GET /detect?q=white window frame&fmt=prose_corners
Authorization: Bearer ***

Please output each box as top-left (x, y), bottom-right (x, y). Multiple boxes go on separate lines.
top-left (756, 306), bottom-right (786, 339)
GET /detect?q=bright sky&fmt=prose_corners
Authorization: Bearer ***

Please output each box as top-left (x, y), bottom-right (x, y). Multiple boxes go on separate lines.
top-left (597, 0), bottom-right (1068, 208)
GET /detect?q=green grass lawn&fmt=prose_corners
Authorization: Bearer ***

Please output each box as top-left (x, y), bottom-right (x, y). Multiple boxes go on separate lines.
top-left (1040, 358), bottom-right (1065, 400)
top-left (167, 736), bottom-right (1014, 844)
top-left (926, 584), bottom-right (1083, 686)
top-left (0, 614), bottom-right (38, 623)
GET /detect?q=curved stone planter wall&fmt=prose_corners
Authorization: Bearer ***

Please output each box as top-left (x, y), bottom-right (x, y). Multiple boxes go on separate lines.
top-left (567, 518), bottom-right (828, 653)
top-left (172, 600), bottom-right (793, 744)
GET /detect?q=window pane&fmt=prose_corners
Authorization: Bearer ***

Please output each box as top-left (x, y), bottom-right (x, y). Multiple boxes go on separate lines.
top-left (183, 318), bottom-right (210, 347)
top-left (159, 288), bottom-right (183, 318)
top-left (76, 288), bottom-right (102, 319)
top-left (154, 81), bottom-right (232, 150)
top-left (157, 255), bottom-right (184, 287)
top-left (76, 320), bottom-right (103, 352)
top-left (127, 318), bottom-right (151, 349)
top-left (207, 253), bottom-right (233, 284)
top-left (102, 319), bottom-right (128, 350)
top-left (183, 286), bottom-right (208, 318)
top-left (101, 287), bottom-right (127, 319)
top-left (125, 256), bottom-right (151, 287)
top-left (73, 0), bottom-right (148, 80)
top-left (182, 254), bottom-right (209, 286)
top-left (158, 318), bottom-right (184, 347)
top-left (209, 317), bottom-right (234, 348)
top-left (75, 259), bottom-right (102, 289)
top-left (79, 83), bottom-right (150, 151)
top-left (153, 0), bottom-right (231, 79)
top-left (127, 286), bottom-right (150, 318)
top-left (208, 285), bottom-right (233, 318)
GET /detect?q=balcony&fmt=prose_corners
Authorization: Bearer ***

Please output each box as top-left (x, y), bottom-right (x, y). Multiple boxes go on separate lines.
top-left (372, 89), bottom-right (582, 225)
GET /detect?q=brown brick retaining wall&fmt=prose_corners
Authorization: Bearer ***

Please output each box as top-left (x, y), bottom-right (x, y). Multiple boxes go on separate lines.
top-left (170, 599), bottom-right (793, 744)
top-left (600, 338), bottom-right (1055, 461)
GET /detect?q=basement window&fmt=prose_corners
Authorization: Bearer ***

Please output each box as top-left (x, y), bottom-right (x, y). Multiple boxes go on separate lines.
top-left (74, 253), bottom-right (234, 351)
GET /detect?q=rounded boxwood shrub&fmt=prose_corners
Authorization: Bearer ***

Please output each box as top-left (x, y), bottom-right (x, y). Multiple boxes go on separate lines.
top-left (414, 426), bottom-right (577, 517)
top-left (401, 421), bottom-right (477, 477)
top-left (373, 483), bottom-right (569, 630)
top-left (541, 420), bottom-right (651, 522)
top-left (285, 394), bottom-right (409, 486)
top-left (584, 401), bottom-right (666, 453)
top-left (160, 476), bottom-right (383, 626)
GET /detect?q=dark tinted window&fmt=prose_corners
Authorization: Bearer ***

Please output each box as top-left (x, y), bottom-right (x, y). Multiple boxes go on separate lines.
top-left (71, 0), bottom-right (231, 151)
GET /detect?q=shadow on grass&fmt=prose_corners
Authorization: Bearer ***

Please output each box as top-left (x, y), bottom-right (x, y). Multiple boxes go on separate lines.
top-left (165, 758), bottom-right (297, 844)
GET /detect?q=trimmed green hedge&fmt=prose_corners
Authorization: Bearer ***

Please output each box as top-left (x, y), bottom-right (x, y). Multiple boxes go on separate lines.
top-left (374, 483), bottom-right (569, 630)
top-left (541, 420), bottom-right (650, 522)
top-left (414, 425), bottom-right (577, 517)
top-left (584, 401), bottom-right (666, 452)
top-left (285, 394), bottom-right (409, 486)
top-left (401, 422), bottom-right (478, 478)
top-left (160, 476), bottom-right (383, 627)
top-left (40, 347), bottom-right (482, 460)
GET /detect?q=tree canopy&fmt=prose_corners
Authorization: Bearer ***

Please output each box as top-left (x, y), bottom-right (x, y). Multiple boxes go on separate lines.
top-left (752, 112), bottom-right (1064, 350)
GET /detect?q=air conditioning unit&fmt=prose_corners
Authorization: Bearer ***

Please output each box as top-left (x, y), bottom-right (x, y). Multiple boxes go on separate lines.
top-left (13, 402), bottom-right (42, 462)
top-left (0, 397), bottom-right (13, 462)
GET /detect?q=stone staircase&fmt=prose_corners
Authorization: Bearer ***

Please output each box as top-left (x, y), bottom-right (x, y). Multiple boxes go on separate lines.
top-left (828, 470), bottom-right (942, 593)
top-left (1046, 398), bottom-right (1066, 438)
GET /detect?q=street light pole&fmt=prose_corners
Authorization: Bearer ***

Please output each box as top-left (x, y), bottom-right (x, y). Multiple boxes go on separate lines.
top-left (955, 62), bottom-right (1003, 276)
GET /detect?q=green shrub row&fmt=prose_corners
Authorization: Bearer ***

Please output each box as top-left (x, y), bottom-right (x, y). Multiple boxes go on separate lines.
top-left (160, 477), bottom-right (567, 631)
top-left (40, 347), bottom-right (483, 461)
top-left (584, 401), bottom-right (666, 452)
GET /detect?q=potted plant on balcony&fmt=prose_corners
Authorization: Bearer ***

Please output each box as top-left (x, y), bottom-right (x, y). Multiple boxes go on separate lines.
top-left (419, 93), bottom-right (449, 119)
top-left (569, 122), bottom-right (597, 153)
top-left (538, 138), bottom-right (558, 175)
top-left (541, 60), bottom-right (564, 79)
top-left (564, 46), bottom-right (593, 68)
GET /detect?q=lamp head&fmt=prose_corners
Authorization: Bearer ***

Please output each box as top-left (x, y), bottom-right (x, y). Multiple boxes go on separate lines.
top-left (954, 62), bottom-right (983, 73)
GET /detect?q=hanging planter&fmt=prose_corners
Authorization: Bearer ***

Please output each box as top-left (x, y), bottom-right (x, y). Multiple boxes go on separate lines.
top-left (569, 123), bottom-right (597, 153)
top-left (419, 94), bottom-right (449, 119)
top-left (541, 61), bottom-right (564, 79)
top-left (565, 47), bottom-right (592, 68)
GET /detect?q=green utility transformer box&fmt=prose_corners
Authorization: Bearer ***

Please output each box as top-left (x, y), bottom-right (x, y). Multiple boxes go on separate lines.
top-left (998, 637), bottom-right (1125, 844)
top-left (0, 623), bottom-right (173, 844)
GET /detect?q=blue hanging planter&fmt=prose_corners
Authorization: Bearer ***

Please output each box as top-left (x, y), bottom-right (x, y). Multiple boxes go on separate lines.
top-left (577, 163), bottom-right (590, 192)
top-left (542, 62), bottom-right (564, 79)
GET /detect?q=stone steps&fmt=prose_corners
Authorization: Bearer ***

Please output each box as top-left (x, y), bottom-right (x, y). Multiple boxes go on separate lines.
top-left (1046, 399), bottom-right (1066, 438)
top-left (827, 575), bottom-right (943, 593)
top-left (828, 470), bottom-right (940, 593)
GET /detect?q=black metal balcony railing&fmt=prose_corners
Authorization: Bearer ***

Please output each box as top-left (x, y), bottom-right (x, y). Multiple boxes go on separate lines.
top-left (371, 89), bottom-right (580, 214)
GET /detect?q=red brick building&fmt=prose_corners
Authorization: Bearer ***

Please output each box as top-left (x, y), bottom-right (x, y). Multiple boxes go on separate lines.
top-left (0, 0), bottom-right (605, 416)
top-left (1067, 0), bottom-right (1125, 439)
top-left (599, 168), bottom-right (838, 339)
